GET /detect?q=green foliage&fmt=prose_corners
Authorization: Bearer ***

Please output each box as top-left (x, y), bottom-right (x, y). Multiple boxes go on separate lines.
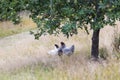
top-left (26, 0), bottom-right (120, 39)
top-left (62, 21), bottom-right (77, 38)
top-left (0, 0), bottom-right (120, 39)
top-left (99, 47), bottom-right (108, 60)
top-left (0, 0), bottom-right (28, 24)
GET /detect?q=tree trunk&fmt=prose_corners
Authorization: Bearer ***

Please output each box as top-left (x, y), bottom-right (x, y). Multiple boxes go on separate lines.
top-left (91, 29), bottom-right (100, 59)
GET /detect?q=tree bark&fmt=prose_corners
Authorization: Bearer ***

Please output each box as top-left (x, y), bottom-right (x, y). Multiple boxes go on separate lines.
top-left (91, 29), bottom-right (100, 59)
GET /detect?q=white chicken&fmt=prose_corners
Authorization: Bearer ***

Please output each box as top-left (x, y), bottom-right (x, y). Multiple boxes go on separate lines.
top-left (47, 44), bottom-right (59, 55)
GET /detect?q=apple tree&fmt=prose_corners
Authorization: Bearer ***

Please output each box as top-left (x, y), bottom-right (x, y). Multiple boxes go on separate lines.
top-left (27, 0), bottom-right (120, 59)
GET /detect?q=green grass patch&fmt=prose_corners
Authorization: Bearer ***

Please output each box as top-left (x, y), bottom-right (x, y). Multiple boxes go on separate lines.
top-left (0, 26), bottom-right (35, 38)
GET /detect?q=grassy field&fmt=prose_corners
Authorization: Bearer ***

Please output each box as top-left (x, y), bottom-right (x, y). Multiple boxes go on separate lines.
top-left (0, 15), bottom-right (36, 38)
top-left (0, 15), bottom-right (120, 80)
top-left (0, 53), bottom-right (120, 80)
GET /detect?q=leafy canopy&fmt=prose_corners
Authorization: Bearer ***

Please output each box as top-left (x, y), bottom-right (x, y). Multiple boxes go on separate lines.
top-left (27, 0), bottom-right (120, 39)
top-left (0, 0), bottom-right (28, 24)
top-left (0, 0), bottom-right (120, 39)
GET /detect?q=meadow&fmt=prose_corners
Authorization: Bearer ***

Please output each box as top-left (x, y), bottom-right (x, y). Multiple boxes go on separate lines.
top-left (0, 12), bottom-right (36, 38)
top-left (0, 14), bottom-right (120, 80)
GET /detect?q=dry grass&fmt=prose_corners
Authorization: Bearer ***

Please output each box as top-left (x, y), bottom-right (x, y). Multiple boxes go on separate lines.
top-left (99, 21), bottom-right (120, 58)
top-left (0, 15), bottom-right (120, 80)
top-left (0, 12), bottom-right (36, 38)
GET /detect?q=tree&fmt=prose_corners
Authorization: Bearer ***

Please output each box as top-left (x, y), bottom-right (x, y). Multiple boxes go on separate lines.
top-left (0, 0), bottom-right (28, 24)
top-left (0, 0), bottom-right (120, 59)
top-left (28, 0), bottom-right (120, 59)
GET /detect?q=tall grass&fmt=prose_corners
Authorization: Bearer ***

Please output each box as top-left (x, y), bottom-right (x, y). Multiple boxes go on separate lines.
top-left (0, 56), bottom-right (120, 80)
top-left (0, 14), bottom-right (120, 80)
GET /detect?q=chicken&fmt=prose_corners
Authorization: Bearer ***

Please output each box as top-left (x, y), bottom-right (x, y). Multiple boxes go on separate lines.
top-left (58, 42), bottom-right (75, 56)
top-left (48, 44), bottom-right (59, 55)
top-left (48, 42), bottom-right (75, 56)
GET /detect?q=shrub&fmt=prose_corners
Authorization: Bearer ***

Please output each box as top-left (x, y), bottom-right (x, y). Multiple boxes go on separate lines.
top-left (99, 47), bottom-right (109, 60)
